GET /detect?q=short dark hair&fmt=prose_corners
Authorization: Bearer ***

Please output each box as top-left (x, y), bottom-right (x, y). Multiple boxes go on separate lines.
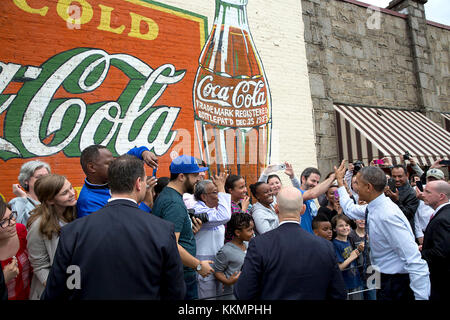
top-left (108, 155), bottom-right (145, 194)
top-left (225, 174), bottom-right (243, 193)
top-left (312, 214), bottom-right (331, 230)
top-left (226, 212), bottom-right (253, 239)
top-left (409, 173), bottom-right (419, 183)
top-left (331, 214), bottom-right (352, 229)
top-left (391, 164), bottom-right (407, 175)
top-left (249, 181), bottom-right (265, 198)
top-left (154, 177), bottom-right (169, 198)
top-left (359, 166), bottom-right (387, 192)
top-left (301, 167), bottom-right (321, 180)
top-left (80, 145), bottom-right (108, 174)
top-left (267, 174), bottom-right (281, 183)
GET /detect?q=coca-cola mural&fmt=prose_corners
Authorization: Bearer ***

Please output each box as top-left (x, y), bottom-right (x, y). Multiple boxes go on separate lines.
top-left (0, 0), bottom-right (273, 200)
top-left (193, 0), bottom-right (271, 181)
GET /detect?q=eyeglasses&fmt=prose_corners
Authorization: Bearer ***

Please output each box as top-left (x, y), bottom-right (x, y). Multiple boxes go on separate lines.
top-left (0, 211), bottom-right (17, 229)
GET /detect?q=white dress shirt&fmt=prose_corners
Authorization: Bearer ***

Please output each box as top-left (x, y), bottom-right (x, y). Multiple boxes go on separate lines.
top-left (338, 186), bottom-right (431, 300)
top-left (414, 200), bottom-right (434, 239)
top-left (192, 192), bottom-right (232, 257)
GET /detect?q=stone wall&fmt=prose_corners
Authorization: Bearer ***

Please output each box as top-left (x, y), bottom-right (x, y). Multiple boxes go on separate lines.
top-left (302, 0), bottom-right (450, 175)
top-left (428, 24), bottom-right (450, 113)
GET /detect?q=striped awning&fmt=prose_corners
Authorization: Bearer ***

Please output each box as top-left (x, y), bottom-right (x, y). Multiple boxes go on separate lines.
top-left (441, 112), bottom-right (450, 132)
top-left (334, 104), bottom-right (450, 166)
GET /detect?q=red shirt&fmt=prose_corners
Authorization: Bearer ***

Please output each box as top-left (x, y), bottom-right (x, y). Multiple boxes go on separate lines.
top-left (1, 223), bottom-right (33, 300)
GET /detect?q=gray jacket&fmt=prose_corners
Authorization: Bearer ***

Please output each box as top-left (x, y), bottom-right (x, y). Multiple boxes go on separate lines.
top-left (26, 216), bottom-right (66, 300)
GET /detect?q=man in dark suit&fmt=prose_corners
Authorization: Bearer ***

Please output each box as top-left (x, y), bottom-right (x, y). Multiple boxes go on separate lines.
top-left (234, 186), bottom-right (346, 300)
top-left (421, 180), bottom-right (450, 301)
top-left (42, 154), bottom-right (185, 300)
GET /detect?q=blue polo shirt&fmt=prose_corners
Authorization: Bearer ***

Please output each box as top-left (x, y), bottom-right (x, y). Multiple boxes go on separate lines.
top-left (299, 188), bottom-right (314, 234)
top-left (76, 146), bottom-right (151, 218)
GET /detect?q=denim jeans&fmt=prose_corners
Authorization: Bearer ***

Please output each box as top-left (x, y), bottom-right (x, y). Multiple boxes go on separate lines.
top-left (184, 271), bottom-right (198, 300)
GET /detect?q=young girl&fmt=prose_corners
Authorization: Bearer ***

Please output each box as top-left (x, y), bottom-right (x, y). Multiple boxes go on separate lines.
top-left (213, 212), bottom-right (254, 300)
top-left (224, 175), bottom-right (250, 242)
top-left (26, 174), bottom-right (77, 300)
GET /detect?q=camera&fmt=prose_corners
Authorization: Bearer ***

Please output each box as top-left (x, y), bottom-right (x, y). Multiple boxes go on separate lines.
top-left (373, 159), bottom-right (384, 165)
top-left (187, 209), bottom-right (209, 223)
top-left (403, 151), bottom-right (410, 161)
top-left (353, 160), bottom-right (364, 173)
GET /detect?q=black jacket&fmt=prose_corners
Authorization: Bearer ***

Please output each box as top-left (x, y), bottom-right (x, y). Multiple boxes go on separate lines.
top-left (42, 199), bottom-right (186, 300)
top-left (234, 222), bottom-right (346, 300)
top-left (422, 203), bottom-right (450, 301)
top-left (396, 183), bottom-right (420, 232)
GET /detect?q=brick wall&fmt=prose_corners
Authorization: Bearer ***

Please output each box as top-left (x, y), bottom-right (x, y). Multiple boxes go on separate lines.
top-left (0, 0), bottom-right (316, 200)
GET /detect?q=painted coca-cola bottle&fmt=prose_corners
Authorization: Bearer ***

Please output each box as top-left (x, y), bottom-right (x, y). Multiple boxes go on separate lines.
top-left (192, 0), bottom-right (271, 182)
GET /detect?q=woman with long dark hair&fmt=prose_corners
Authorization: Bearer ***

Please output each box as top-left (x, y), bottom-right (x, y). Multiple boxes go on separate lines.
top-left (26, 174), bottom-right (77, 300)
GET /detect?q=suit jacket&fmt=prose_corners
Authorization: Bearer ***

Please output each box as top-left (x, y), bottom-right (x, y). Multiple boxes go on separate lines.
top-left (234, 222), bottom-right (346, 300)
top-left (422, 203), bottom-right (450, 300)
top-left (42, 199), bottom-right (185, 300)
top-left (396, 183), bottom-right (420, 232)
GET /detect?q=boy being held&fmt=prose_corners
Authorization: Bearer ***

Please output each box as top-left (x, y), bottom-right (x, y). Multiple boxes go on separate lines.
top-left (331, 214), bottom-right (363, 300)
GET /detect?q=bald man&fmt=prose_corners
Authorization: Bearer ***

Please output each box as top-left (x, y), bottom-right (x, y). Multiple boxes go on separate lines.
top-left (234, 187), bottom-right (346, 300)
top-left (421, 180), bottom-right (450, 300)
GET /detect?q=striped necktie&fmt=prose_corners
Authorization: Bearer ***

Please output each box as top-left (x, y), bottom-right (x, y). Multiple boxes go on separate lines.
top-left (363, 207), bottom-right (369, 275)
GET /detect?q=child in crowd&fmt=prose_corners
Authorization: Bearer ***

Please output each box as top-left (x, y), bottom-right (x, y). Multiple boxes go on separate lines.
top-left (312, 214), bottom-right (333, 241)
top-left (331, 214), bottom-right (363, 300)
top-left (348, 219), bottom-right (376, 300)
top-left (213, 212), bottom-right (254, 300)
top-left (317, 184), bottom-right (342, 222)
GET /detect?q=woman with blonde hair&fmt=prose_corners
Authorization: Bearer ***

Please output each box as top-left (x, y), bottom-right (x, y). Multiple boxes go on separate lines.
top-left (26, 174), bottom-right (77, 300)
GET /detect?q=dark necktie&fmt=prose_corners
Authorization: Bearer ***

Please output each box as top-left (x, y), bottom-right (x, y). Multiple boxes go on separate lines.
top-left (363, 207), bottom-right (369, 275)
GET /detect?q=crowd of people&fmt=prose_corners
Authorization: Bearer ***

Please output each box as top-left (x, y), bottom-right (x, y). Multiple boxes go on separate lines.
top-left (0, 145), bottom-right (449, 301)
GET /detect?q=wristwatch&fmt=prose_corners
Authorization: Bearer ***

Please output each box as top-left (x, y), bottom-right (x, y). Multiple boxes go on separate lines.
top-left (196, 263), bottom-right (202, 272)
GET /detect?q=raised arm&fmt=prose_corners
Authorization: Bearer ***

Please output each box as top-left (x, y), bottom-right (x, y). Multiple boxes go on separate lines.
top-left (335, 160), bottom-right (366, 220)
top-left (303, 173), bottom-right (336, 201)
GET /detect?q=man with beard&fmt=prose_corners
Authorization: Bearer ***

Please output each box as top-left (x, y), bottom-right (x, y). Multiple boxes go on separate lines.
top-left (299, 168), bottom-right (337, 234)
top-left (152, 155), bottom-right (214, 300)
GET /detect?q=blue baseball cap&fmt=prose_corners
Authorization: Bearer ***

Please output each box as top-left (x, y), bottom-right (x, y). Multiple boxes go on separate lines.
top-left (169, 155), bottom-right (208, 174)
